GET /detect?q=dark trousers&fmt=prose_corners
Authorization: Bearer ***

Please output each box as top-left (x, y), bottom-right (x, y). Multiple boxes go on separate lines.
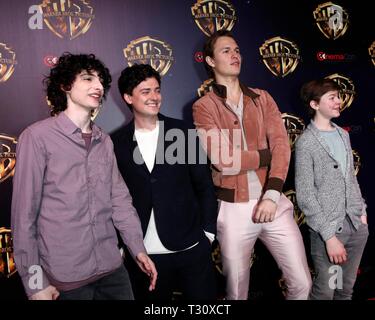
top-left (58, 264), bottom-right (134, 300)
top-left (126, 238), bottom-right (217, 300)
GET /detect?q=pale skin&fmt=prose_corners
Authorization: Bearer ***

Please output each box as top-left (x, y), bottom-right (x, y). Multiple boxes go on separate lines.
top-left (206, 36), bottom-right (278, 223)
top-left (310, 90), bottom-right (367, 265)
top-left (30, 70), bottom-right (157, 300)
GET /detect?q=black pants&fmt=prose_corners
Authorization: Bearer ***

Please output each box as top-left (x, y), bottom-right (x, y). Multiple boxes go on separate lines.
top-left (58, 265), bottom-right (134, 300)
top-left (126, 238), bottom-right (217, 300)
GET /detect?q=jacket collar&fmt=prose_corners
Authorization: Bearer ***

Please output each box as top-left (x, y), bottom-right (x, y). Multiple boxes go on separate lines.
top-left (212, 82), bottom-right (259, 100)
top-left (307, 120), bottom-right (350, 174)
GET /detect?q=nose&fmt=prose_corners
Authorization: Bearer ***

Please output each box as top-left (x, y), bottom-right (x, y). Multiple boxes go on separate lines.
top-left (150, 90), bottom-right (160, 100)
top-left (232, 50), bottom-right (240, 58)
top-left (93, 78), bottom-right (104, 91)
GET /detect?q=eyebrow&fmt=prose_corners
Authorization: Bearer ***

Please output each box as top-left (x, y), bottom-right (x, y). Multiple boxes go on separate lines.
top-left (80, 71), bottom-right (99, 77)
top-left (220, 45), bottom-right (240, 51)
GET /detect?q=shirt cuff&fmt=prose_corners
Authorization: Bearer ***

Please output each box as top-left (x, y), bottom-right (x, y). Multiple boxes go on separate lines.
top-left (262, 189), bottom-right (281, 205)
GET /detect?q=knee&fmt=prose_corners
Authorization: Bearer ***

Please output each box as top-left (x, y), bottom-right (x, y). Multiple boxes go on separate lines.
top-left (285, 271), bottom-right (312, 300)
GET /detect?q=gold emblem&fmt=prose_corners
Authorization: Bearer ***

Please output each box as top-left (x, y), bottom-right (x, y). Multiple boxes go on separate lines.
top-left (281, 113), bottom-right (305, 150)
top-left (0, 228), bottom-right (16, 278)
top-left (0, 134), bottom-right (17, 183)
top-left (325, 73), bottom-right (355, 112)
top-left (369, 41), bottom-right (375, 67)
top-left (352, 149), bottom-right (361, 176)
top-left (313, 2), bottom-right (349, 40)
top-left (259, 37), bottom-right (300, 77)
top-left (124, 36), bottom-right (174, 76)
top-left (0, 43), bottom-right (17, 83)
top-left (197, 78), bottom-right (214, 97)
top-left (191, 0), bottom-right (237, 36)
top-left (40, 0), bottom-right (95, 40)
top-left (284, 190), bottom-right (306, 226)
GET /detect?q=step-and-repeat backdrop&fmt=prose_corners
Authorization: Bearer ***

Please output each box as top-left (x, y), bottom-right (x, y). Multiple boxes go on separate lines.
top-left (1, 0), bottom-right (374, 299)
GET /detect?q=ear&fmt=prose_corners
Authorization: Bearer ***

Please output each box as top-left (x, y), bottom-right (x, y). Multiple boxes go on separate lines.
top-left (60, 84), bottom-right (70, 93)
top-left (123, 93), bottom-right (132, 105)
top-left (309, 100), bottom-right (319, 110)
top-left (205, 56), bottom-right (215, 68)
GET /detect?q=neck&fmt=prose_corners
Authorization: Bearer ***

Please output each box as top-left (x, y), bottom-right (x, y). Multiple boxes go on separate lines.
top-left (215, 75), bottom-right (241, 104)
top-left (134, 113), bottom-right (158, 131)
top-left (64, 108), bottom-right (92, 133)
top-left (313, 114), bottom-right (334, 131)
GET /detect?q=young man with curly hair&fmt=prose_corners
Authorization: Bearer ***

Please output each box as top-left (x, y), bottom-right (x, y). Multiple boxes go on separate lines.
top-left (11, 53), bottom-right (157, 300)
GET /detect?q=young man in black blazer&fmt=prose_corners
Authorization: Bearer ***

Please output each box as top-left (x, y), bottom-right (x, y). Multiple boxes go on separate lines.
top-left (111, 64), bottom-right (218, 300)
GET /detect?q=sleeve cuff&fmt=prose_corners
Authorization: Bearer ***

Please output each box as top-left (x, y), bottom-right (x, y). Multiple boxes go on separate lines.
top-left (319, 223), bottom-right (337, 242)
top-left (265, 177), bottom-right (284, 193)
top-left (262, 189), bottom-right (281, 205)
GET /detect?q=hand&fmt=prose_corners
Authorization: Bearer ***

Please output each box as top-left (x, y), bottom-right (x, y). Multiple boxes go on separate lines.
top-left (29, 285), bottom-right (60, 300)
top-left (360, 215), bottom-right (367, 225)
top-left (325, 236), bottom-right (347, 265)
top-left (136, 252), bottom-right (158, 291)
top-left (252, 199), bottom-right (277, 223)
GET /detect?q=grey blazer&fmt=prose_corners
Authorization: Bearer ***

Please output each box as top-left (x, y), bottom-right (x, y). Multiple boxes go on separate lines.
top-left (295, 121), bottom-right (366, 241)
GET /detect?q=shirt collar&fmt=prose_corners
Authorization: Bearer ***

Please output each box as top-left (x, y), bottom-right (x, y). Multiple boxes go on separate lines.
top-left (55, 112), bottom-right (102, 140)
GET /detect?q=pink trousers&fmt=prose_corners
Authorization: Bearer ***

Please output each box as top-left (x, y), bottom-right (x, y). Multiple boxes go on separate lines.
top-left (217, 194), bottom-right (312, 300)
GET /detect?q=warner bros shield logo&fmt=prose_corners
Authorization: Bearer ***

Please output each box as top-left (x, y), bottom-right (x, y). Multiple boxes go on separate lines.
top-left (0, 228), bottom-right (16, 278)
top-left (0, 43), bottom-right (17, 83)
top-left (197, 78), bottom-right (215, 97)
top-left (325, 73), bottom-right (355, 112)
top-left (282, 113), bottom-right (305, 150)
top-left (124, 36), bottom-right (174, 76)
top-left (369, 41), bottom-right (375, 67)
top-left (259, 37), bottom-right (300, 78)
top-left (40, 0), bottom-right (95, 40)
top-left (191, 0), bottom-right (237, 36)
top-left (313, 2), bottom-right (349, 40)
top-left (0, 134), bottom-right (17, 183)
top-left (284, 190), bottom-right (306, 227)
top-left (352, 150), bottom-right (361, 176)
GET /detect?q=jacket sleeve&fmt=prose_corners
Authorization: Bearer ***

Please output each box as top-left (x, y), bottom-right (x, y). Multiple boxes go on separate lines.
top-left (344, 130), bottom-right (367, 215)
top-left (295, 137), bottom-right (335, 241)
top-left (11, 128), bottom-right (51, 297)
top-left (261, 91), bottom-right (291, 193)
top-left (193, 99), bottom-right (270, 175)
top-left (109, 139), bottom-right (146, 259)
top-left (188, 132), bottom-right (218, 235)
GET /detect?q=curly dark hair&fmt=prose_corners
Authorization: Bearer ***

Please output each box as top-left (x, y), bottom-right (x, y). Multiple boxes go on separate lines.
top-left (44, 53), bottom-right (112, 116)
top-left (118, 64), bottom-right (161, 110)
top-left (203, 29), bottom-right (236, 79)
top-left (300, 78), bottom-right (341, 118)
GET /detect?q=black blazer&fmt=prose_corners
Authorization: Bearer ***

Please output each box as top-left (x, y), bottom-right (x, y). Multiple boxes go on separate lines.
top-left (111, 114), bottom-right (217, 251)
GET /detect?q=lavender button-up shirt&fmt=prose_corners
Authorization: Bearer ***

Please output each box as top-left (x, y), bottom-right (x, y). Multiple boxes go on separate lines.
top-left (11, 112), bottom-right (145, 297)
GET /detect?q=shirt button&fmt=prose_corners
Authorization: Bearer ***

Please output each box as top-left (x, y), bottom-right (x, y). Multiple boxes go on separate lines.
top-left (151, 178), bottom-right (157, 183)
top-left (236, 145), bottom-right (240, 149)
top-left (234, 120), bottom-right (238, 125)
